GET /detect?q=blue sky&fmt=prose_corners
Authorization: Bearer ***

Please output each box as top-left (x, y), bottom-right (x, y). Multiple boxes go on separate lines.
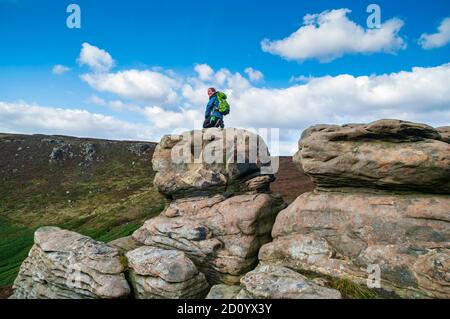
top-left (0, 0), bottom-right (449, 154)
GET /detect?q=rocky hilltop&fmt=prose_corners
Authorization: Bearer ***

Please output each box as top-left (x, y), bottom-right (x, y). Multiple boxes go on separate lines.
top-left (0, 132), bottom-right (309, 299)
top-left (0, 133), bottom-right (167, 294)
top-left (10, 128), bottom-right (288, 298)
top-left (8, 120), bottom-right (450, 299)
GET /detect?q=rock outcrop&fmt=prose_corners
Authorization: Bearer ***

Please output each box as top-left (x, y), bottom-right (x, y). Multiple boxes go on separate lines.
top-left (128, 143), bottom-right (153, 156)
top-left (206, 284), bottom-right (242, 299)
top-left (236, 265), bottom-right (341, 299)
top-left (126, 247), bottom-right (209, 299)
top-left (108, 236), bottom-right (142, 254)
top-left (206, 265), bottom-right (342, 299)
top-left (437, 126), bottom-right (450, 143)
top-left (152, 128), bottom-right (275, 199)
top-left (133, 193), bottom-right (284, 284)
top-left (261, 119), bottom-right (450, 299)
top-left (132, 128), bottom-right (285, 285)
top-left (81, 143), bottom-right (97, 162)
top-left (11, 227), bottom-right (130, 299)
top-left (296, 119), bottom-right (450, 193)
top-left (11, 121), bottom-right (447, 299)
top-left (10, 128), bottom-right (285, 299)
top-left (49, 141), bottom-right (73, 162)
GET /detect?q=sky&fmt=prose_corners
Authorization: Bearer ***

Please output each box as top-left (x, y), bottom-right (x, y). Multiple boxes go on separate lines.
top-left (0, 0), bottom-right (449, 155)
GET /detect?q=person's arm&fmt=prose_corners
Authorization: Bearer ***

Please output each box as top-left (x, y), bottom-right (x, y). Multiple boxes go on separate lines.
top-left (205, 98), bottom-right (214, 118)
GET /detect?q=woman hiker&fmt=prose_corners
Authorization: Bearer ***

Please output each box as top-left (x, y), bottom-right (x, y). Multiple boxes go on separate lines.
top-left (203, 87), bottom-right (227, 129)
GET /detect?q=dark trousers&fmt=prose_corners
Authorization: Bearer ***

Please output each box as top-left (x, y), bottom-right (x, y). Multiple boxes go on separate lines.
top-left (203, 116), bottom-right (224, 129)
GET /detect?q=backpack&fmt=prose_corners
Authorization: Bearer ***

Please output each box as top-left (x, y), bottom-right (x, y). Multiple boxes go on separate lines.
top-left (216, 92), bottom-right (230, 116)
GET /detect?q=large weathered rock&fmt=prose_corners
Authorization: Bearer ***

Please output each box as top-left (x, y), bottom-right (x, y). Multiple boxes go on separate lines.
top-left (11, 227), bottom-right (130, 299)
top-left (108, 236), bottom-right (142, 254)
top-left (259, 191), bottom-right (450, 298)
top-left (206, 284), bottom-right (242, 299)
top-left (132, 193), bottom-right (285, 285)
top-left (130, 128), bottom-right (285, 292)
top-left (295, 119), bottom-right (450, 194)
top-left (237, 265), bottom-right (341, 299)
top-left (437, 126), bottom-right (450, 143)
top-left (126, 246), bottom-right (209, 299)
top-left (152, 128), bottom-right (275, 199)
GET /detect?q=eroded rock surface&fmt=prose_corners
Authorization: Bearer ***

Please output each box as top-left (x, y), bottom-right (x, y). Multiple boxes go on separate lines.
top-left (133, 193), bottom-right (285, 284)
top-left (260, 191), bottom-right (450, 298)
top-left (130, 128), bottom-right (286, 286)
top-left (237, 265), bottom-right (341, 299)
top-left (262, 119), bottom-right (450, 299)
top-left (296, 119), bottom-right (450, 193)
top-left (437, 126), bottom-right (450, 143)
top-left (206, 284), bottom-right (242, 299)
top-left (108, 236), bottom-right (142, 254)
top-left (11, 227), bottom-right (130, 299)
top-left (10, 128), bottom-right (286, 299)
top-left (152, 128), bottom-right (275, 199)
top-left (126, 246), bottom-right (209, 299)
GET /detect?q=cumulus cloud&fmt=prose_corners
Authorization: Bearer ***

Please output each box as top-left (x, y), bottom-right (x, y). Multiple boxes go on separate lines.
top-left (106, 62), bottom-right (449, 154)
top-left (227, 63), bottom-right (450, 130)
top-left (289, 75), bottom-right (314, 83)
top-left (52, 64), bottom-right (71, 75)
top-left (88, 95), bottom-right (141, 112)
top-left (77, 43), bottom-right (180, 104)
top-left (143, 106), bottom-right (203, 130)
top-left (87, 95), bottom-right (107, 106)
top-left (78, 42), bottom-right (115, 72)
top-left (81, 70), bottom-right (180, 104)
top-left (79, 60), bottom-right (450, 154)
top-left (7, 54), bottom-right (450, 155)
top-left (419, 17), bottom-right (450, 49)
top-left (245, 67), bottom-right (264, 82)
top-left (181, 67), bottom-right (252, 106)
top-left (261, 8), bottom-right (406, 62)
top-left (0, 101), bottom-right (155, 141)
top-left (194, 64), bottom-right (215, 81)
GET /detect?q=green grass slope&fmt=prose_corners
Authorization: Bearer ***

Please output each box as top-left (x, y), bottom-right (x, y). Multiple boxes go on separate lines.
top-left (0, 133), bottom-right (167, 288)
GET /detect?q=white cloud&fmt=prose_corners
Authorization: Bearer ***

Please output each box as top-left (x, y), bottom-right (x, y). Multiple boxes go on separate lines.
top-left (180, 66), bottom-right (251, 106)
top-left (107, 100), bottom-right (141, 113)
top-left (245, 67), bottom-right (264, 82)
top-left (78, 42), bottom-right (115, 73)
top-left (181, 83), bottom-right (209, 106)
top-left (419, 17), bottom-right (450, 49)
top-left (88, 95), bottom-right (141, 112)
top-left (0, 101), bottom-right (155, 141)
top-left (78, 43), bottom-right (179, 104)
top-left (227, 63), bottom-right (450, 130)
top-left (52, 64), bottom-right (71, 75)
top-left (88, 95), bottom-right (107, 106)
top-left (261, 8), bottom-right (406, 62)
top-left (82, 61), bottom-right (449, 153)
top-left (194, 64), bottom-right (214, 81)
top-left (143, 106), bottom-right (203, 130)
top-left (113, 63), bottom-right (450, 155)
top-left (81, 70), bottom-right (180, 104)
top-left (9, 57), bottom-right (449, 155)
top-left (289, 75), bottom-right (314, 83)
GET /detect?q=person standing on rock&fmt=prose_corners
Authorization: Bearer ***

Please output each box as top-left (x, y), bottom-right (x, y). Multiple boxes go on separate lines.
top-left (203, 87), bottom-right (230, 129)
